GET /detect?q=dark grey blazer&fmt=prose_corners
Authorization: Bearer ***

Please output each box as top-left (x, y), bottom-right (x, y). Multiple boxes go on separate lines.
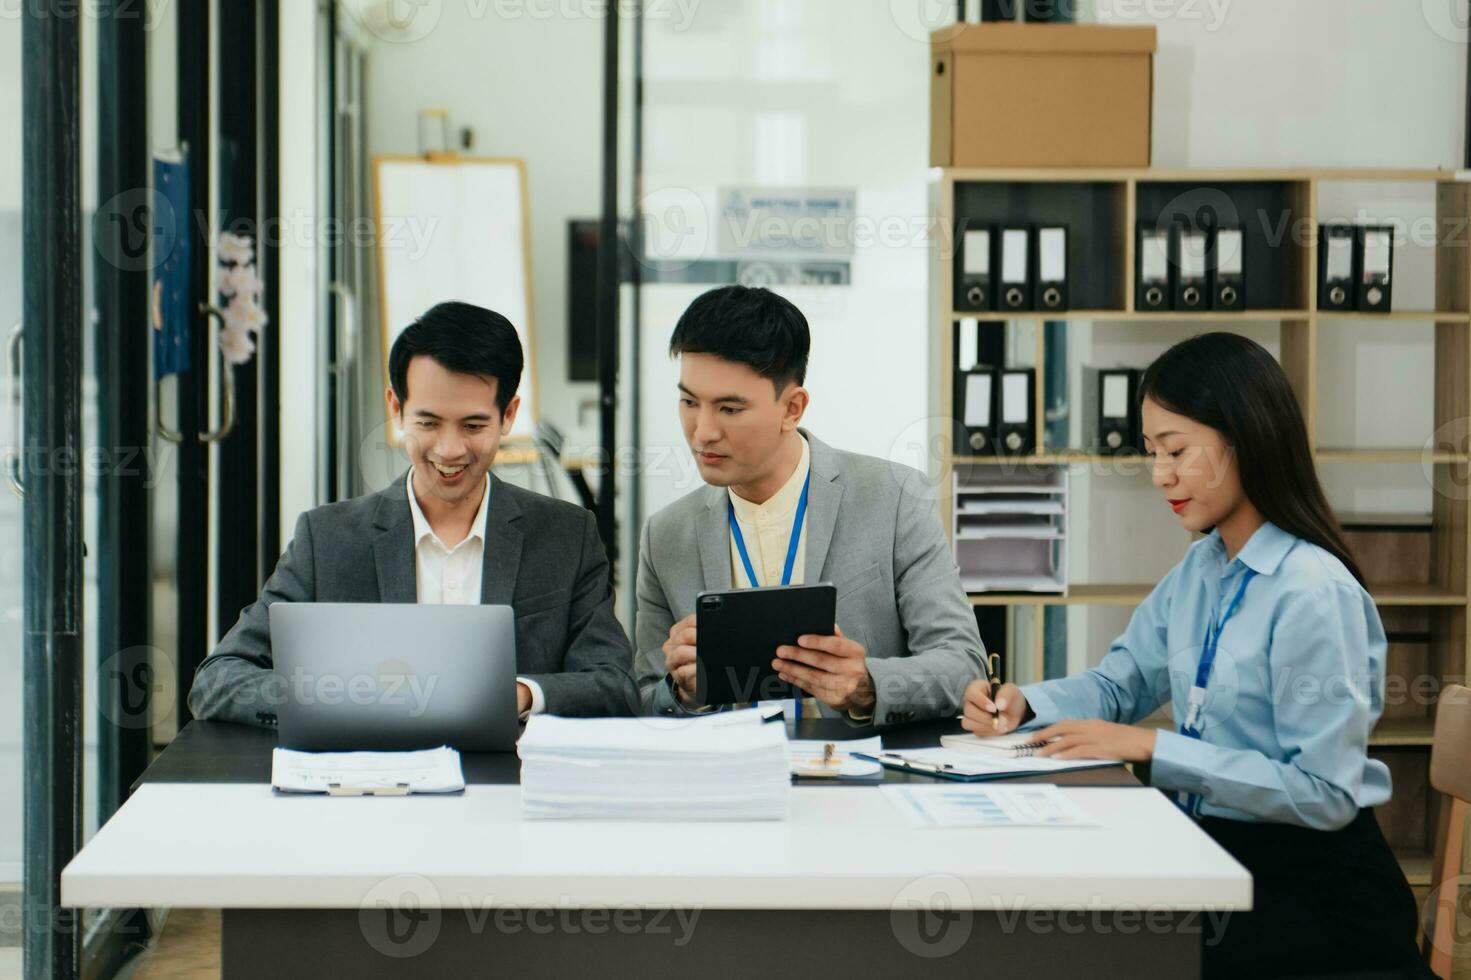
top-left (188, 471), bottom-right (638, 725)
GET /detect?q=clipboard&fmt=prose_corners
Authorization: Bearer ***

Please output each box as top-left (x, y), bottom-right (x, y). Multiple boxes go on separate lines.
top-left (269, 746), bottom-right (467, 795)
top-left (854, 751), bottom-right (1123, 782)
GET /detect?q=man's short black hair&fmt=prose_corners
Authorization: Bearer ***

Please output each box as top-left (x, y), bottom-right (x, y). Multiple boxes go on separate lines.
top-left (668, 285), bottom-right (809, 393)
top-left (388, 301), bottom-right (523, 416)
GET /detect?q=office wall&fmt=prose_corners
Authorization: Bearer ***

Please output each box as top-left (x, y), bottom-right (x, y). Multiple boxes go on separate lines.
top-left (351, 0), bottom-right (605, 469)
top-left (280, 0), bottom-right (324, 539)
top-left (0, 16), bottom-right (16, 213)
top-left (1134, 0), bottom-right (1464, 168)
top-left (634, 0), bottom-right (934, 518)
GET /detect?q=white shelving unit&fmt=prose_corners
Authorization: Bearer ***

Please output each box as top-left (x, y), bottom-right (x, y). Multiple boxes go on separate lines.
top-left (952, 466), bottom-right (1068, 594)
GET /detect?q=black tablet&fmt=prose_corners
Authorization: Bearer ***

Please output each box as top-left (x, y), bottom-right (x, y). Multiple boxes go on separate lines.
top-left (694, 583), bottom-right (837, 706)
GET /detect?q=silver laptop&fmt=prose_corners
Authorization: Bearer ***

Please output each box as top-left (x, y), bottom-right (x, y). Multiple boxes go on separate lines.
top-left (269, 602), bottom-right (519, 752)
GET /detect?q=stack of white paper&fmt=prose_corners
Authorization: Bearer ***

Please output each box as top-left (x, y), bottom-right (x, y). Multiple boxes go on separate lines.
top-left (517, 709), bottom-right (791, 821)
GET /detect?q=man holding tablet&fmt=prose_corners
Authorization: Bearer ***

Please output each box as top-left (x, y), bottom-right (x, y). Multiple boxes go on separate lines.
top-left (188, 301), bottom-right (638, 727)
top-left (636, 285), bottom-right (986, 723)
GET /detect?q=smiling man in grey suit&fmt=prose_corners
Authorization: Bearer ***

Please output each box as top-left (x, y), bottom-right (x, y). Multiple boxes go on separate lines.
top-left (189, 301), bottom-right (637, 726)
top-left (636, 285), bottom-right (986, 724)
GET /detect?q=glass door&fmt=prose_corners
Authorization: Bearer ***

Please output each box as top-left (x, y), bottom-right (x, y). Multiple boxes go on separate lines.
top-left (622, 2), bottom-right (937, 600)
top-left (16, 7), bottom-right (88, 977)
top-left (1, 10), bottom-right (24, 978)
top-left (8, 1), bottom-right (278, 975)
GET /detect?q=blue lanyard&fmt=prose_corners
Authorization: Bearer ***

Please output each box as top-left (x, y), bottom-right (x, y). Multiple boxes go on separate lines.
top-left (729, 472), bottom-right (812, 719)
top-left (729, 472), bottom-right (811, 589)
top-left (1177, 567), bottom-right (1256, 816)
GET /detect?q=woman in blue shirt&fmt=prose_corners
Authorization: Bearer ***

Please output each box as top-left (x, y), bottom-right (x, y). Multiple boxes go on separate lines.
top-left (963, 333), bottom-right (1426, 978)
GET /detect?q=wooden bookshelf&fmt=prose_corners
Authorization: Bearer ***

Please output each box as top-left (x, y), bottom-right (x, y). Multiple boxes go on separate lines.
top-left (969, 582), bottom-right (1469, 609)
top-left (1370, 717), bottom-right (1437, 747)
top-left (933, 166), bottom-right (1471, 888)
top-left (957, 449), bottom-right (1471, 466)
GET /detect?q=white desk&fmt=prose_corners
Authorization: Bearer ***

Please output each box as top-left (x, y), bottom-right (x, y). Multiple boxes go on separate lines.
top-left (64, 783), bottom-right (1249, 978)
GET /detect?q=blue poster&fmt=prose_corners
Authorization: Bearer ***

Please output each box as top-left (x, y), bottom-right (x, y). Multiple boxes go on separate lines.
top-left (152, 156), bottom-right (190, 380)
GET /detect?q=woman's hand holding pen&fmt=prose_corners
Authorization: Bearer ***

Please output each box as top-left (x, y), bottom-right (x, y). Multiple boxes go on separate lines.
top-left (961, 679), bottom-right (1028, 735)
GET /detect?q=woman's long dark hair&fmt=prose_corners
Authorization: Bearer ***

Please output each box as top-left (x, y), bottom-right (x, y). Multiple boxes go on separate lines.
top-left (1137, 332), bottom-right (1365, 584)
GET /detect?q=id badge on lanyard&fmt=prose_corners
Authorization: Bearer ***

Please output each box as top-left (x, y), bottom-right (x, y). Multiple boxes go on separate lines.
top-left (1177, 568), bottom-right (1256, 816)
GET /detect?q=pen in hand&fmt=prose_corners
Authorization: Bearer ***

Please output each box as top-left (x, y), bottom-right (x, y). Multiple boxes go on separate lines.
top-left (987, 652), bottom-right (1003, 732)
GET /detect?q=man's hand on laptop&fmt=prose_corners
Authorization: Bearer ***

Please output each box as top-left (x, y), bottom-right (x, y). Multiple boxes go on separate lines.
top-left (517, 682), bottom-right (532, 716)
top-left (772, 625), bottom-right (876, 713)
top-left (663, 614), bottom-right (702, 707)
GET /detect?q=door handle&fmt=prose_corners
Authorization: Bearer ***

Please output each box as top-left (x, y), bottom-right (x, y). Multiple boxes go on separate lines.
top-left (196, 303), bottom-right (236, 443)
top-left (329, 282), bottom-right (355, 373)
top-left (5, 321), bottom-right (22, 497)
top-left (154, 375), bottom-right (184, 444)
top-left (153, 281), bottom-right (184, 443)
top-left (330, 282), bottom-right (356, 497)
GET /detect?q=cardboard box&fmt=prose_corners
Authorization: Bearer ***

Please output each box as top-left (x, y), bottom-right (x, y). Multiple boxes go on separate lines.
top-left (931, 24), bottom-right (1156, 169)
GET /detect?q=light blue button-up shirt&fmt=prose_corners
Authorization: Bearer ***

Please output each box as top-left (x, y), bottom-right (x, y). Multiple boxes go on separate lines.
top-left (1020, 521), bottom-right (1391, 831)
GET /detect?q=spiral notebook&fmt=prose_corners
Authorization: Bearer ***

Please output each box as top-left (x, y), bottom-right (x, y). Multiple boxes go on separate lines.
top-left (939, 731), bottom-right (1058, 758)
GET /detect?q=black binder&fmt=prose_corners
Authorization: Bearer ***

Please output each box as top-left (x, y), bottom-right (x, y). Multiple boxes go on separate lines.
top-left (1355, 224), bottom-right (1393, 313)
top-left (1034, 225), bottom-right (1068, 311)
top-left (955, 225), bottom-right (994, 313)
top-left (954, 367), bottom-right (997, 455)
top-left (999, 227), bottom-right (1032, 312)
top-left (1212, 227), bottom-right (1245, 311)
top-left (1136, 223), bottom-right (1171, 311)
top-left (1174, 226), bottom-right (1209, 311)
top-left (1084, 368), bottom-right (1139, 454)
top-left (1318, 223), bottom-right (1354, 311)
top-left (996, 368), bottom-right (1036, 456)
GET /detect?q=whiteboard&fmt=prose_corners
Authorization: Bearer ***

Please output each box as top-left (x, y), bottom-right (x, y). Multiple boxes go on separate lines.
top-left (373, 155), bottom-right (537, 439)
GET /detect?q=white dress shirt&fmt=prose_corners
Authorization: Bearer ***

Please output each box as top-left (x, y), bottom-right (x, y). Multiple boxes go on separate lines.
top-left (405, 470), bottom-right (544, 718)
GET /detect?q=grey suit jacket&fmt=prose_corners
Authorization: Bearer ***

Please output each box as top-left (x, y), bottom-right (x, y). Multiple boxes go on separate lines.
top-left (188, 471), bottom-right (638, 726)
top-left (635, 431), bottom-right (986, 724)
